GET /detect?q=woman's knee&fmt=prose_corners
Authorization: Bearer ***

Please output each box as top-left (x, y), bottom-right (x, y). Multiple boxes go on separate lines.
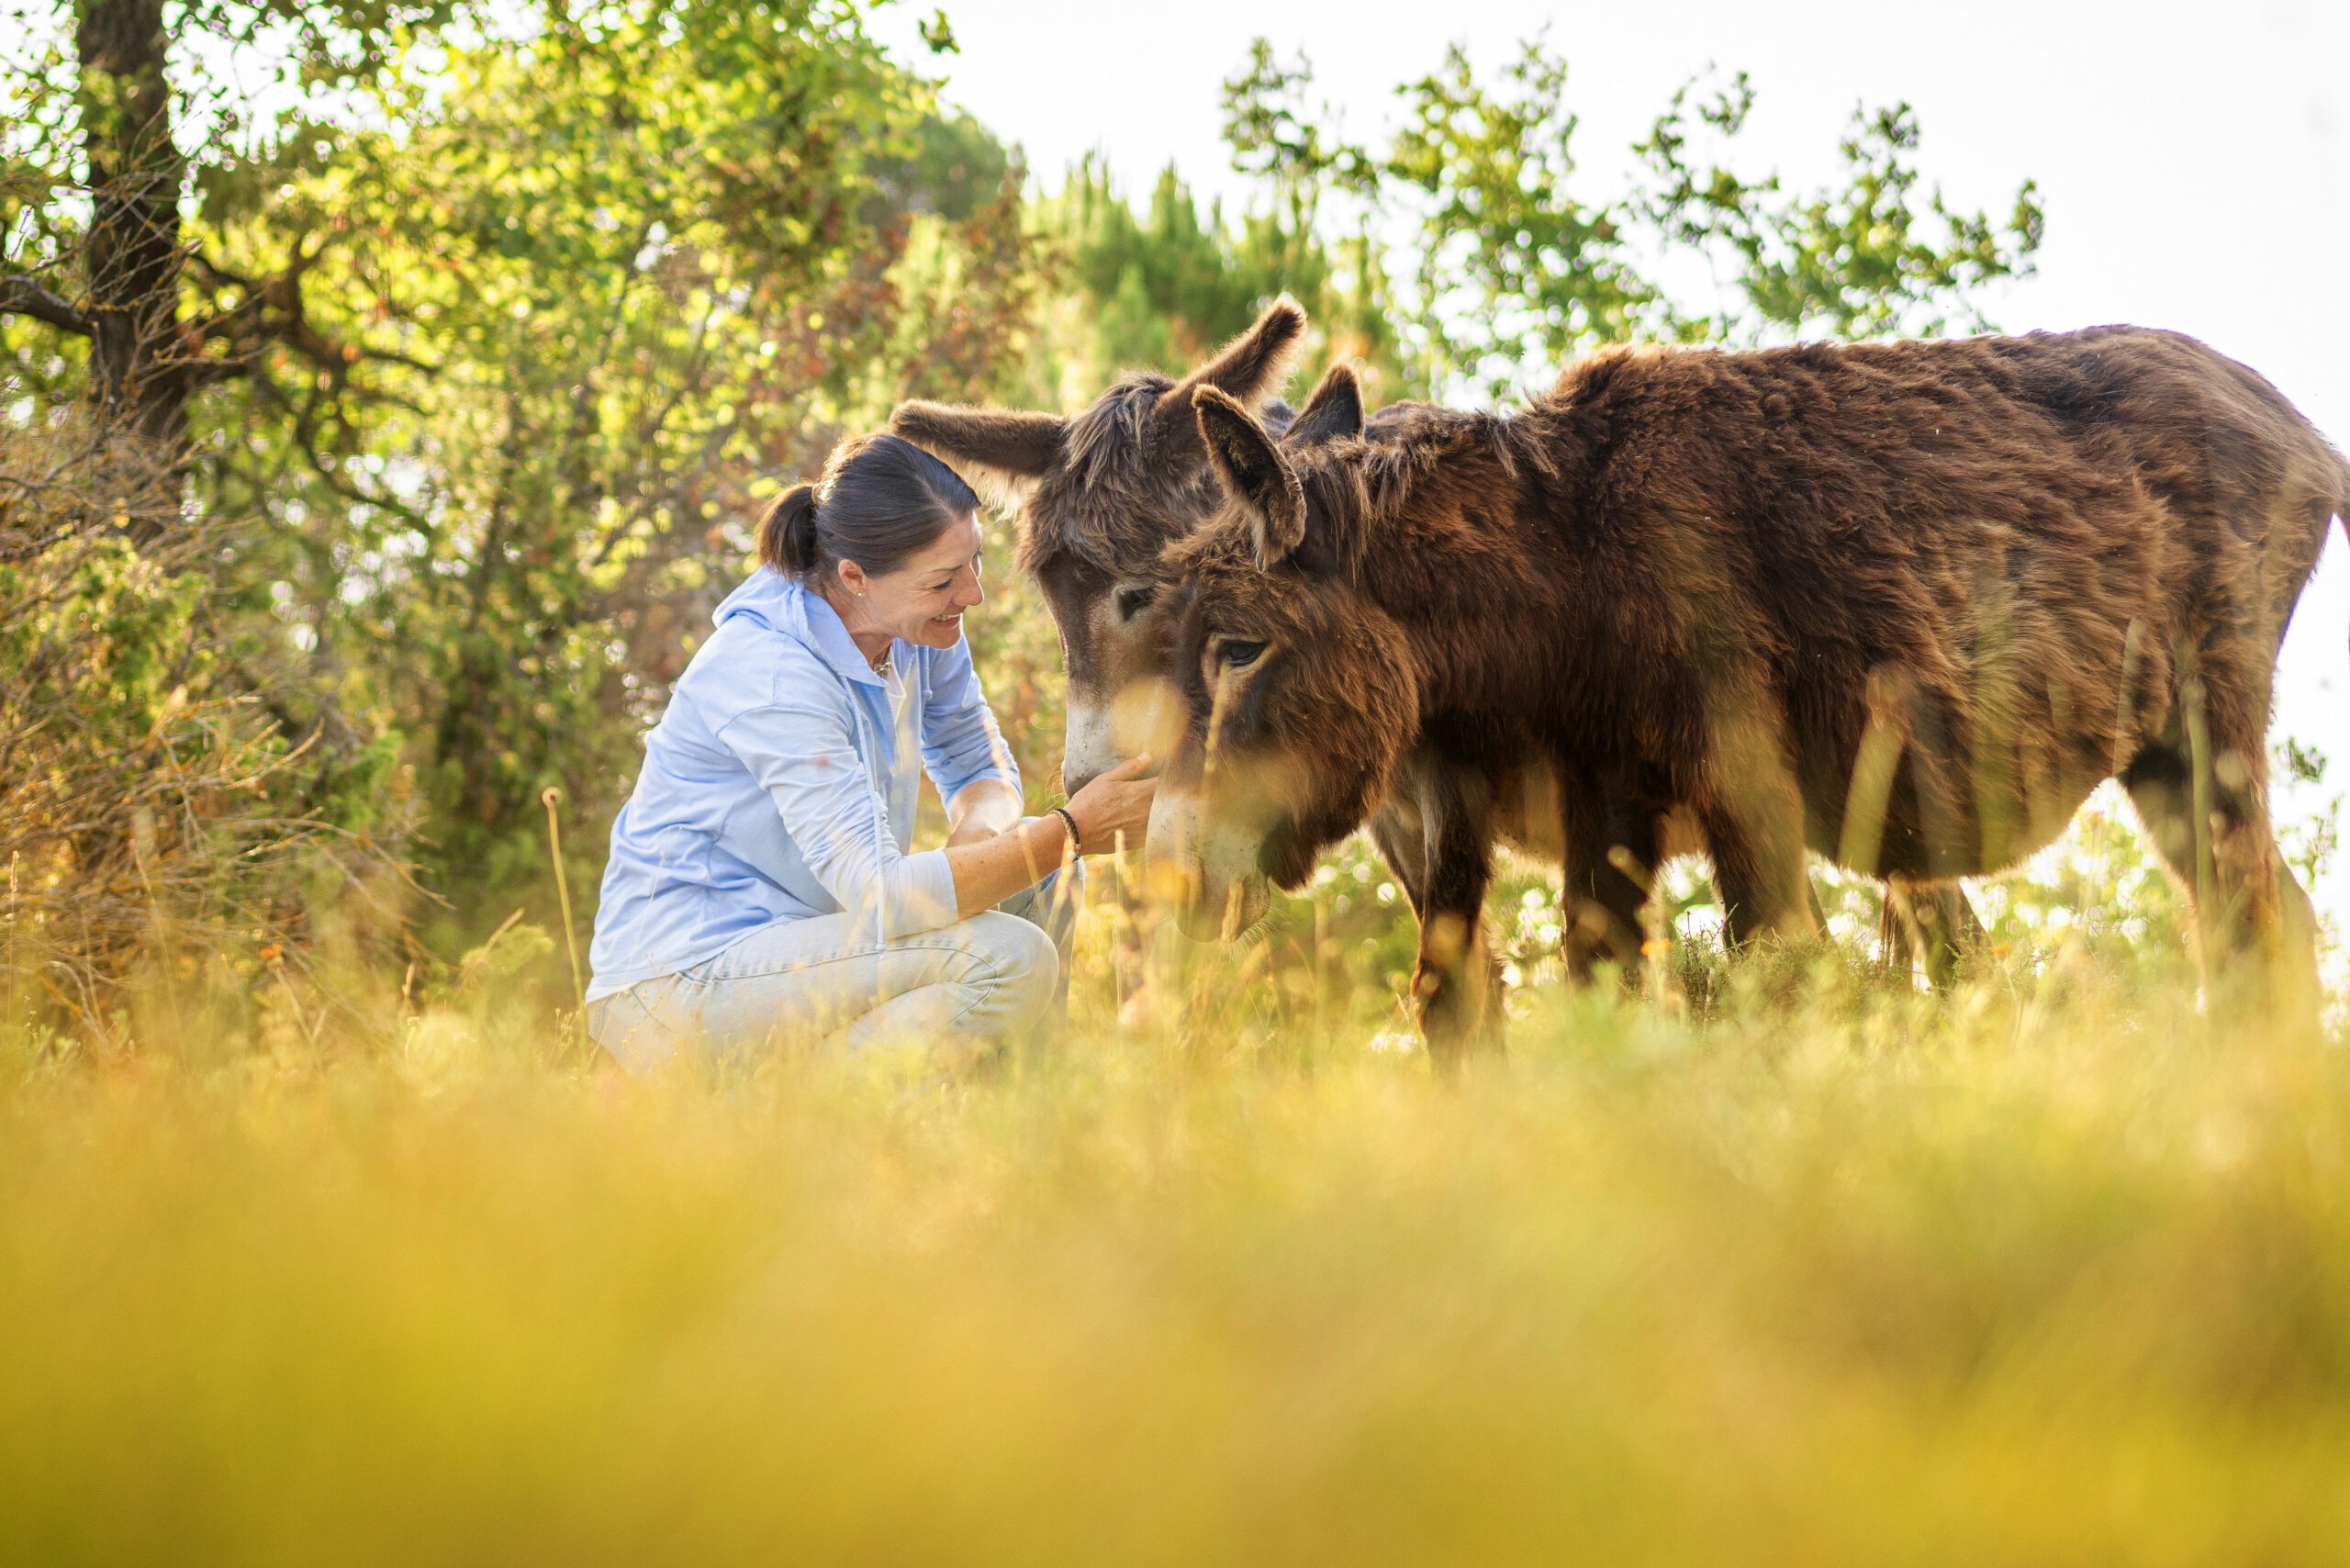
top-left (958, 911), bottom-right (1061, 1033)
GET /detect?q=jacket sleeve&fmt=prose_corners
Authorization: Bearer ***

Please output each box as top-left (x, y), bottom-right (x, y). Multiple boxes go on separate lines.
top-left (716, 698), bottom-right (960, 940)
top-left (919, 636), bottom-right (1021, 806)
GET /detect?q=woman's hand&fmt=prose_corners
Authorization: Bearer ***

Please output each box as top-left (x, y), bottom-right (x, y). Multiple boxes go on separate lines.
top-left (943, 756), bottom-right (1155, 915)
top-left (1064, 753), bottom-right (1157, 856)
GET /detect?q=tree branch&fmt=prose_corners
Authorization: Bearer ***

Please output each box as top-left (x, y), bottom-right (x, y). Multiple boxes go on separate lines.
top-left (0, 275), bottom-right (92, 335)
top-left (185, 247), bottom-right (441, 387)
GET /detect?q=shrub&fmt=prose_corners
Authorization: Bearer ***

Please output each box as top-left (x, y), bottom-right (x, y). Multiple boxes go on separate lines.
top-left (0, 419), bottom-right (406, 1046)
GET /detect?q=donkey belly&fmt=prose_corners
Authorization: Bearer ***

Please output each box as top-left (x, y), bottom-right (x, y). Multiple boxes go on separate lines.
top-left (1491, 762), bottom-right (1561, 865)
top-left (1832, 745), bottom-right (2110, 880)
top-left (1490, 764), bottom-right (1707, 869)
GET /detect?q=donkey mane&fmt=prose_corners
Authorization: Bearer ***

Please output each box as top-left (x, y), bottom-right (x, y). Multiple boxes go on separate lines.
top-left (1173, 402), bottom-right (1552, 588)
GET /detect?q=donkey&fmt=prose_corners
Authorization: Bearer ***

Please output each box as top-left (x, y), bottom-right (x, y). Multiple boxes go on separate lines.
top-left (1269, 377), bottom-right (1983, 1027)
top-left (1146, 330), bottom-right (2348, 1059)
top-left (887, 306), bottom-right (1524, 932)
top-left (893, 307), bottom-right (1980, 1038)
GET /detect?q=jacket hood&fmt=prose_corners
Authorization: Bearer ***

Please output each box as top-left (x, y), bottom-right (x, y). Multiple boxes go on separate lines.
top-left (712, 565), bottom-right (805, 636)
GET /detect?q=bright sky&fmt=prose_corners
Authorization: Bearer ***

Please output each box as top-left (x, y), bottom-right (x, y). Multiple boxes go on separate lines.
top-left (880, 0), bottom-right (2350, 930)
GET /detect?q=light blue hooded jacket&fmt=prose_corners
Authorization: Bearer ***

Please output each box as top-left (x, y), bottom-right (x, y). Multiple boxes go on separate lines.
top-left (586, 566), bottom-right (1017, 999)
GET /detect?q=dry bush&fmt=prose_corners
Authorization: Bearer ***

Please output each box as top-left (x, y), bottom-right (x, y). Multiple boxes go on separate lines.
top-left (0, 418), bottom-right (406, 1044)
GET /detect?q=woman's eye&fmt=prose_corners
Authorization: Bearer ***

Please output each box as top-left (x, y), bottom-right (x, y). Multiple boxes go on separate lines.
top-left (1218, 639), bottom-right (1267, 668)
top-left (1114, 585), bottom-right (1155, 621)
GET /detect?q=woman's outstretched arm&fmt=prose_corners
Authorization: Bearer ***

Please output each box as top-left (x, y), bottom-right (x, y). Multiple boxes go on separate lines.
top-left (943, 755), bottom-right (1157, 917)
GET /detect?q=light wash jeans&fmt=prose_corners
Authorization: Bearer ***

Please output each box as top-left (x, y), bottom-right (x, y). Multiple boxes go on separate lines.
top-left (587, 868), bottom-right (1081, 1074)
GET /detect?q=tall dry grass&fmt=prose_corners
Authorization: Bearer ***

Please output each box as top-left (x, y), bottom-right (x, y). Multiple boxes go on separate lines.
top-left (4, 884), bottom-right (2347, 1563)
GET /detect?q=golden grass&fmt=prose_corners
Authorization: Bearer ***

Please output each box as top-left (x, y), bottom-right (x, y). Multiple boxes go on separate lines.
top-left (6, 946), bottom-right (2349, 1564)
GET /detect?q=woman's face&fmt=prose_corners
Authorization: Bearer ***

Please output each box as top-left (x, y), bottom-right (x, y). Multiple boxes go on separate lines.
top-left (838, 511), bottom-right (987, 650)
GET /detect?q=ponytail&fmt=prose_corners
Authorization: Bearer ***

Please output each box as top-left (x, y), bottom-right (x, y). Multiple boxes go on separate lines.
top-left (757, 484), bottom-right (822, 576)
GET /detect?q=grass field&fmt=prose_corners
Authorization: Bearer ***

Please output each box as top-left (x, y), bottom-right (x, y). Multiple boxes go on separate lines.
top-left (6, 879), bottom-right (2350, 1564)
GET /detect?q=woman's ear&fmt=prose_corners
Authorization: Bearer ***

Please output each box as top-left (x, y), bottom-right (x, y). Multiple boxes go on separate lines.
top-left (1192, 386), bottom-right (1305, 570)
top-left (834, 559), bottom-right (870, 598)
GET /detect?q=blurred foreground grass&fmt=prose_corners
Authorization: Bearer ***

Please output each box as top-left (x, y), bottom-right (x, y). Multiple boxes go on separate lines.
top-left (7, 935), bottom-right (2350, 1564)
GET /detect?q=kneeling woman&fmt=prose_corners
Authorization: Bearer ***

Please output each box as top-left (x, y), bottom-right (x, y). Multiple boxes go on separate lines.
top-left (586, 433), bottom-right (1154, 1070)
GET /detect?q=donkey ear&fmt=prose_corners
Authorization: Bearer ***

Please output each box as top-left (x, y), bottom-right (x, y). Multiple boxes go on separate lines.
top-left (1152, 298), bottom-right (1308, 441)
top-left (889, 402), bottom-right (1065, 510)
top-left (1284, 364), bottom-right (1363, 450)
top-left (1193, 386), bottom-right (1305, 570)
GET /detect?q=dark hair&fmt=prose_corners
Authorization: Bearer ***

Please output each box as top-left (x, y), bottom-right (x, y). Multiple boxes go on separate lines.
top-left (757, 432), bottom-right (980, 585)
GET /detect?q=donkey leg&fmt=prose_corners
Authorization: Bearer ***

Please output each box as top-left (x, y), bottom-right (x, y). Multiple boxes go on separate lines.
top-left (2203, 711), bottom-right (2305, 1012)
top-left (1411, 766), bottom-right (1504, 1068)
top-left (1694, 680), bottom-right (1821, 951)
top-left (1368, 798), bottom-right (1430, 920)
top-left (2120, 742), bottom-right (2198, 889)
top-left (2279, 861), bottom-right (2323, 1010)
top-left (1560, 786), bottom-right (1654, 984)
top-left (2121, 736), bottom-right (2309, 1008)
top-left (1702, 793), bottom-right (1819, 952)
top-left (1371, 762), bottom-right (1494, 1059)
top-left (1878, 878), bottom-right (1921, 986)
top-left (1881, 876), bottom-right (1977, 990)
top-left (1913, 882), bottom-right (1980, 990)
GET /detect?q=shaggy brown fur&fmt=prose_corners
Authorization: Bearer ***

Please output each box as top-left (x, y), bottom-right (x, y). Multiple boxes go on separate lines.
top-left (1151, 329), bottom-right (2349, 1059)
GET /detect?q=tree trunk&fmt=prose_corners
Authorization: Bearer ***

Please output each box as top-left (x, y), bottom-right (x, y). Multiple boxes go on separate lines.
top-left (76, 0), bottom-right (189, 450)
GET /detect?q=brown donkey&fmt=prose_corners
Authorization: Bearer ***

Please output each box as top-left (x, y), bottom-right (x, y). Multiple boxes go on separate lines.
top-left (892, 308), bottom-right (1611, 1016)
top-left (1147, 330), bottom-right (2349, 1059)
top-left (890, 305), bottom-right (1550, 958)
top-left (895, 306), bottom-right (1981, 1034)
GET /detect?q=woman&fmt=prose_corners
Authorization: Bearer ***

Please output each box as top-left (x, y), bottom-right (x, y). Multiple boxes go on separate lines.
top-left (585, 433), bottom-right (1155, 1071)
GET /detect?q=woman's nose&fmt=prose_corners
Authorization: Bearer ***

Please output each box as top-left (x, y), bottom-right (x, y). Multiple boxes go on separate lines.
top-left (957, 572), bottom-right (985, 610)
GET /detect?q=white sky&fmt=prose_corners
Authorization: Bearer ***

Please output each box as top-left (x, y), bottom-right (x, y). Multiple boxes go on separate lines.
top-left (879, 0), bottom-right (2350, 928)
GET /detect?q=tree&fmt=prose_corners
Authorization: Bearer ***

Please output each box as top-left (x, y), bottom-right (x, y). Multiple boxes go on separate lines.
top-left (1028, 156), bottom-right (1402, 407)
top-left (1382, 41), bottom-right (1663, 393)
top-left (4, 1), bottom-right (1043, 980)
top-left (1635, 71), bottom-right (2045, 342)
top-left (2, 0), bottom-right (460, 453)
top-left (1218, 38), bottom-right (2045, 398)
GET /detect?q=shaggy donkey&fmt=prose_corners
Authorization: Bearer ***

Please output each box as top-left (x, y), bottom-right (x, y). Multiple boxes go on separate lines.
top-left (888, 305), bottom-right (1519, 928)
top-left (891, 308), bottom-right (1596, 1010)
top-left (895, 306), bottom-right (1981, 1034)
top-left (1147, 330), bottom-right (2348, 1058)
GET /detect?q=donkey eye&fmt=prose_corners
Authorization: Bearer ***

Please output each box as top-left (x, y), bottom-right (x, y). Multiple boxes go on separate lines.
top-left (1114, 585), bottom-right (1155, 621)
top-left (1218, 639), bottom-right (1267, 669)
